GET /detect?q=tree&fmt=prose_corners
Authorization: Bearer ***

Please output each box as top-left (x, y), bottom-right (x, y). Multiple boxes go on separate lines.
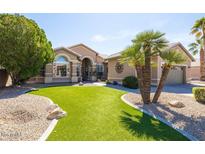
top-left (121, 30), bottom-right (168, 104)
top-left (121, 44), bottom-right (146, 102)
top-left (132, 30), bottom-right (168, 103)
top-left (190, 17), bottom-right (205, 81)
top-left (152, 49), bottom-right (186, 103)
top-left (0, 14), bottom-right (55, 85)
top-left (189, 40), bottom-right (205, 80)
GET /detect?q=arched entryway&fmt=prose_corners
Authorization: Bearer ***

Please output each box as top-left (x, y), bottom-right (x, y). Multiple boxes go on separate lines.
top-left (81, 58), bottom-right (92, 81)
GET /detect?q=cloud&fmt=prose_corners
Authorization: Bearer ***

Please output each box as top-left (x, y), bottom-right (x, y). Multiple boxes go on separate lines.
top-left (91, 30), bottom-right (138, 43)
top-left (91, 34), bottom-right (107, 42)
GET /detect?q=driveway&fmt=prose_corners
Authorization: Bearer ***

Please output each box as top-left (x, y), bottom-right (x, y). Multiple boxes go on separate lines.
top-left (106, 83), bottom-right (204, 97)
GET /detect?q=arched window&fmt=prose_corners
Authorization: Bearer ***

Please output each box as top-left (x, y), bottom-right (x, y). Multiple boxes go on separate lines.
top-left (55, 56), bottom-right (69, 63)
top-left (54, 55), bottom-right (69, 77)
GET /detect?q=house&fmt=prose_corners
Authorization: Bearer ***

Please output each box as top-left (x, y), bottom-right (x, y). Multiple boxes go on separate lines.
top-left (189, 59), bottom-right (200, 80)
top-left (106, 42), bottom-right (195, 85)
top-left (28, 43), bottom-right (108, 84)
top-left (0, 42), bottom-right (198, 87)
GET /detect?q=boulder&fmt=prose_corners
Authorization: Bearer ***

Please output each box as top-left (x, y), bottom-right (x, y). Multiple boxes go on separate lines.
top-left (168, 100), bottom-right (185, 108)
top-left (46, 104), bottom-right (59, 112)
top-left (30, 88), bottom-right (39, 91)
top-left (47, 107), bottom-right (67, 120)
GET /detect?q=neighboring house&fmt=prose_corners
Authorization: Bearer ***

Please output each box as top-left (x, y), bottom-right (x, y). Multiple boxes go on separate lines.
top-left (189, 59), bottom-right (200, 80)
top-left (106, 42), bottom-right (195, 85)
top-left (28, 43), bottom-right (108, 84)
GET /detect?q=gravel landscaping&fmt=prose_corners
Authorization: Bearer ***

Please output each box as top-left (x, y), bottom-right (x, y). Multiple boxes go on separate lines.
top-left (123, 92), bottom-right (205, 141)
top-left (0, 87), bottom-right (52, 141)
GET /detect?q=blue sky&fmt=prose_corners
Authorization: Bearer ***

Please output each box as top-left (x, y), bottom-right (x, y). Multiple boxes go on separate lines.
top-left (23, 13), bottom-right (205, 56)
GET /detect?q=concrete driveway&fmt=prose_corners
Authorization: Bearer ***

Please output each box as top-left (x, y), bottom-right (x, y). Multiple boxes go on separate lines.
top-left (160, 84), bottom-right (199, 97)
top-left (106, 83), bottom-right (204, 97)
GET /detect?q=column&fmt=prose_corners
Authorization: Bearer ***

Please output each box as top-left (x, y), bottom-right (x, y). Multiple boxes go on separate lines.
top-left (45, 63), bottom-right (53, 83)
top-left (91, 64), bottom-right (97, 81)
top-left (71, 61), bottom-right (78, 83)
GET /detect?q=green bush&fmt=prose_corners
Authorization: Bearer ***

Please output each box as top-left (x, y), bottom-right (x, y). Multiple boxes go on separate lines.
top-left (122, 76), bottom-right (138, 89)
top-left (105, 80), bottom-right (111, 84)
top-left (192, 87), bottom-right (205, 103)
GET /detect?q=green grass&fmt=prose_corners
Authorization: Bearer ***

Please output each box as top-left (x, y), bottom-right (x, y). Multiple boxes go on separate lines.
top-left (30, 86), bottom-right (188, 141)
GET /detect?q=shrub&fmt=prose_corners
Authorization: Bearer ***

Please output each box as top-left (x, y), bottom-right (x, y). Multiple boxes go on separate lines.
top-left (192, 87), bottom-right (205, 103)
top-left (113, 81), bottom-right (118, 85)
top-left (105, 80), bottom-right (111, 84)
top-left (122, 76), bottom-right (138, 89)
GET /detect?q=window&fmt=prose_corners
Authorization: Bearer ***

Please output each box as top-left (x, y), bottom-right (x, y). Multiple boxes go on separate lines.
top-left (57, 65), bottom-right (67, 77)
top-left (96, 64), bottom-right (104, 73)
top-left (55, 56), bottom-right (69, 63)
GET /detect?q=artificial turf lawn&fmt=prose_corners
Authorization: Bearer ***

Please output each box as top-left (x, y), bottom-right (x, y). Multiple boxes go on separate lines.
top-left (30, 86), bottom-right (188, 141)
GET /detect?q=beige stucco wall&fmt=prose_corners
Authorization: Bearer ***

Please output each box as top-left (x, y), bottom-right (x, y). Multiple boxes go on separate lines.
top-left (189, 66), bottom-right (200, 80)
top-left (107, 57), bottom-right (136, 82)
top-left (55, 49), bottom-right (78, 61)
top-left (107, 56), bottom-right (159, 85)
top-left (107, 44), bottom-right (194, 85)
top-left (70, 45), bottom-right (103, 63)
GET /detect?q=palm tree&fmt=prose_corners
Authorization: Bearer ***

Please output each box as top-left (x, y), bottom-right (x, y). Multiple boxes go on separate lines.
top-left (121, 44), bottom-right (145, 102)
top-left (132, 30), bottom-right (168, 103)
top-left (191, 17), bottom-right (205, 81)
top-left (152, 49), bottom-right (186, 103)
top-left (189, 40), bottom-right (205, 80)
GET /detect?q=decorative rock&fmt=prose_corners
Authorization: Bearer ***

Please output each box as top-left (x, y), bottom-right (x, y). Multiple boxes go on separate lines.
top-left (46, 103), bottom-right (59, 112)
top-left (47, 107), bottom-right (67, 120)
top-left (79, 82), bottom-right (84, 86)
top-left (168, 100), bottom-right (185, 108)
top-left (30, 88), bottom-right (39, 91)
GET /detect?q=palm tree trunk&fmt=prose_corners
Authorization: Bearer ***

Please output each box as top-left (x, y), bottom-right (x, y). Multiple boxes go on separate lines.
top-left (143, 50), bottom-right (151, 104)
top-left (135, 65), bottom-right (145, 102)
top-left (152, 65), bottom-right (170, 103)
top-left (201, 47), bottom-right (205, 81)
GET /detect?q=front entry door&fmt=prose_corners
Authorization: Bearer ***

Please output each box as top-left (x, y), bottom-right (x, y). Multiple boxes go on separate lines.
top-left (82, 58), bottom-right (92, 81)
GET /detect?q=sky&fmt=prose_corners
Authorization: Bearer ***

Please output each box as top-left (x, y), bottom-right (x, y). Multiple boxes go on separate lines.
top-left (23, 13), bottom-right (205, 57)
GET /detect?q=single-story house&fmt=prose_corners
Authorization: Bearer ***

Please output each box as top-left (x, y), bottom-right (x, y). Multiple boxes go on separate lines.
top-left (28, 43), bottom-right (108, 84)
top-left (189, 60), bottom-right (200, 80)
top-left (0, 42), bottom-right (200, 87)
top-left (106, 42), bottom-right (195, 85)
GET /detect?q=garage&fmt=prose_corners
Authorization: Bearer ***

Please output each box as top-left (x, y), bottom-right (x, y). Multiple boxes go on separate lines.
top-left (165, 66), bottom-right (185, 85)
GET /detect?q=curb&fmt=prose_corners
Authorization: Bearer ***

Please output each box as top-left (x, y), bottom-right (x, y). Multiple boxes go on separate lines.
top-left (38, 98), bottom-right (59, 141)
top-left (24, 88), bottom-right (58, 141)
top-left (121, 94), bottom-right (198, 141)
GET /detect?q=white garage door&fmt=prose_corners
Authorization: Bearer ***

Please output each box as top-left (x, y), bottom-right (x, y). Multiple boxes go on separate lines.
top-left (165, 66), bottom-right (184, 85)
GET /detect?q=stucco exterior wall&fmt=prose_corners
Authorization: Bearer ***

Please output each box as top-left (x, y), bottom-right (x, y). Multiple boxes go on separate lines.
top-left (107, 57), bottom-right (136, 82)
top-left (70, 45), bottom-right (104, 63)
top-left (189, 66), bottom-right (200, 80)
top-left (55, 49), bottom-right (78, 61)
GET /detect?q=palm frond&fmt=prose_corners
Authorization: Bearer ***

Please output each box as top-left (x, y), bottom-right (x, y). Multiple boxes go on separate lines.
top-left (160, 49), bottom-right (187, 65)
top-left (188, 41), bottom-right (201, 55)
top-left (120, 44), bottom-right (144, 66)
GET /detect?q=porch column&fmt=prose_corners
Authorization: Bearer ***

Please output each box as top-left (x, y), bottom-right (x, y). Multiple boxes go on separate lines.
top-left (91, 64), bottom-right (97, 81)
top-left (71, 61), bottom-right (78, 83)
top-left (78, 62), bottom-right (82, 82)
top-left (45, 63), bottom-right (53, 83)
